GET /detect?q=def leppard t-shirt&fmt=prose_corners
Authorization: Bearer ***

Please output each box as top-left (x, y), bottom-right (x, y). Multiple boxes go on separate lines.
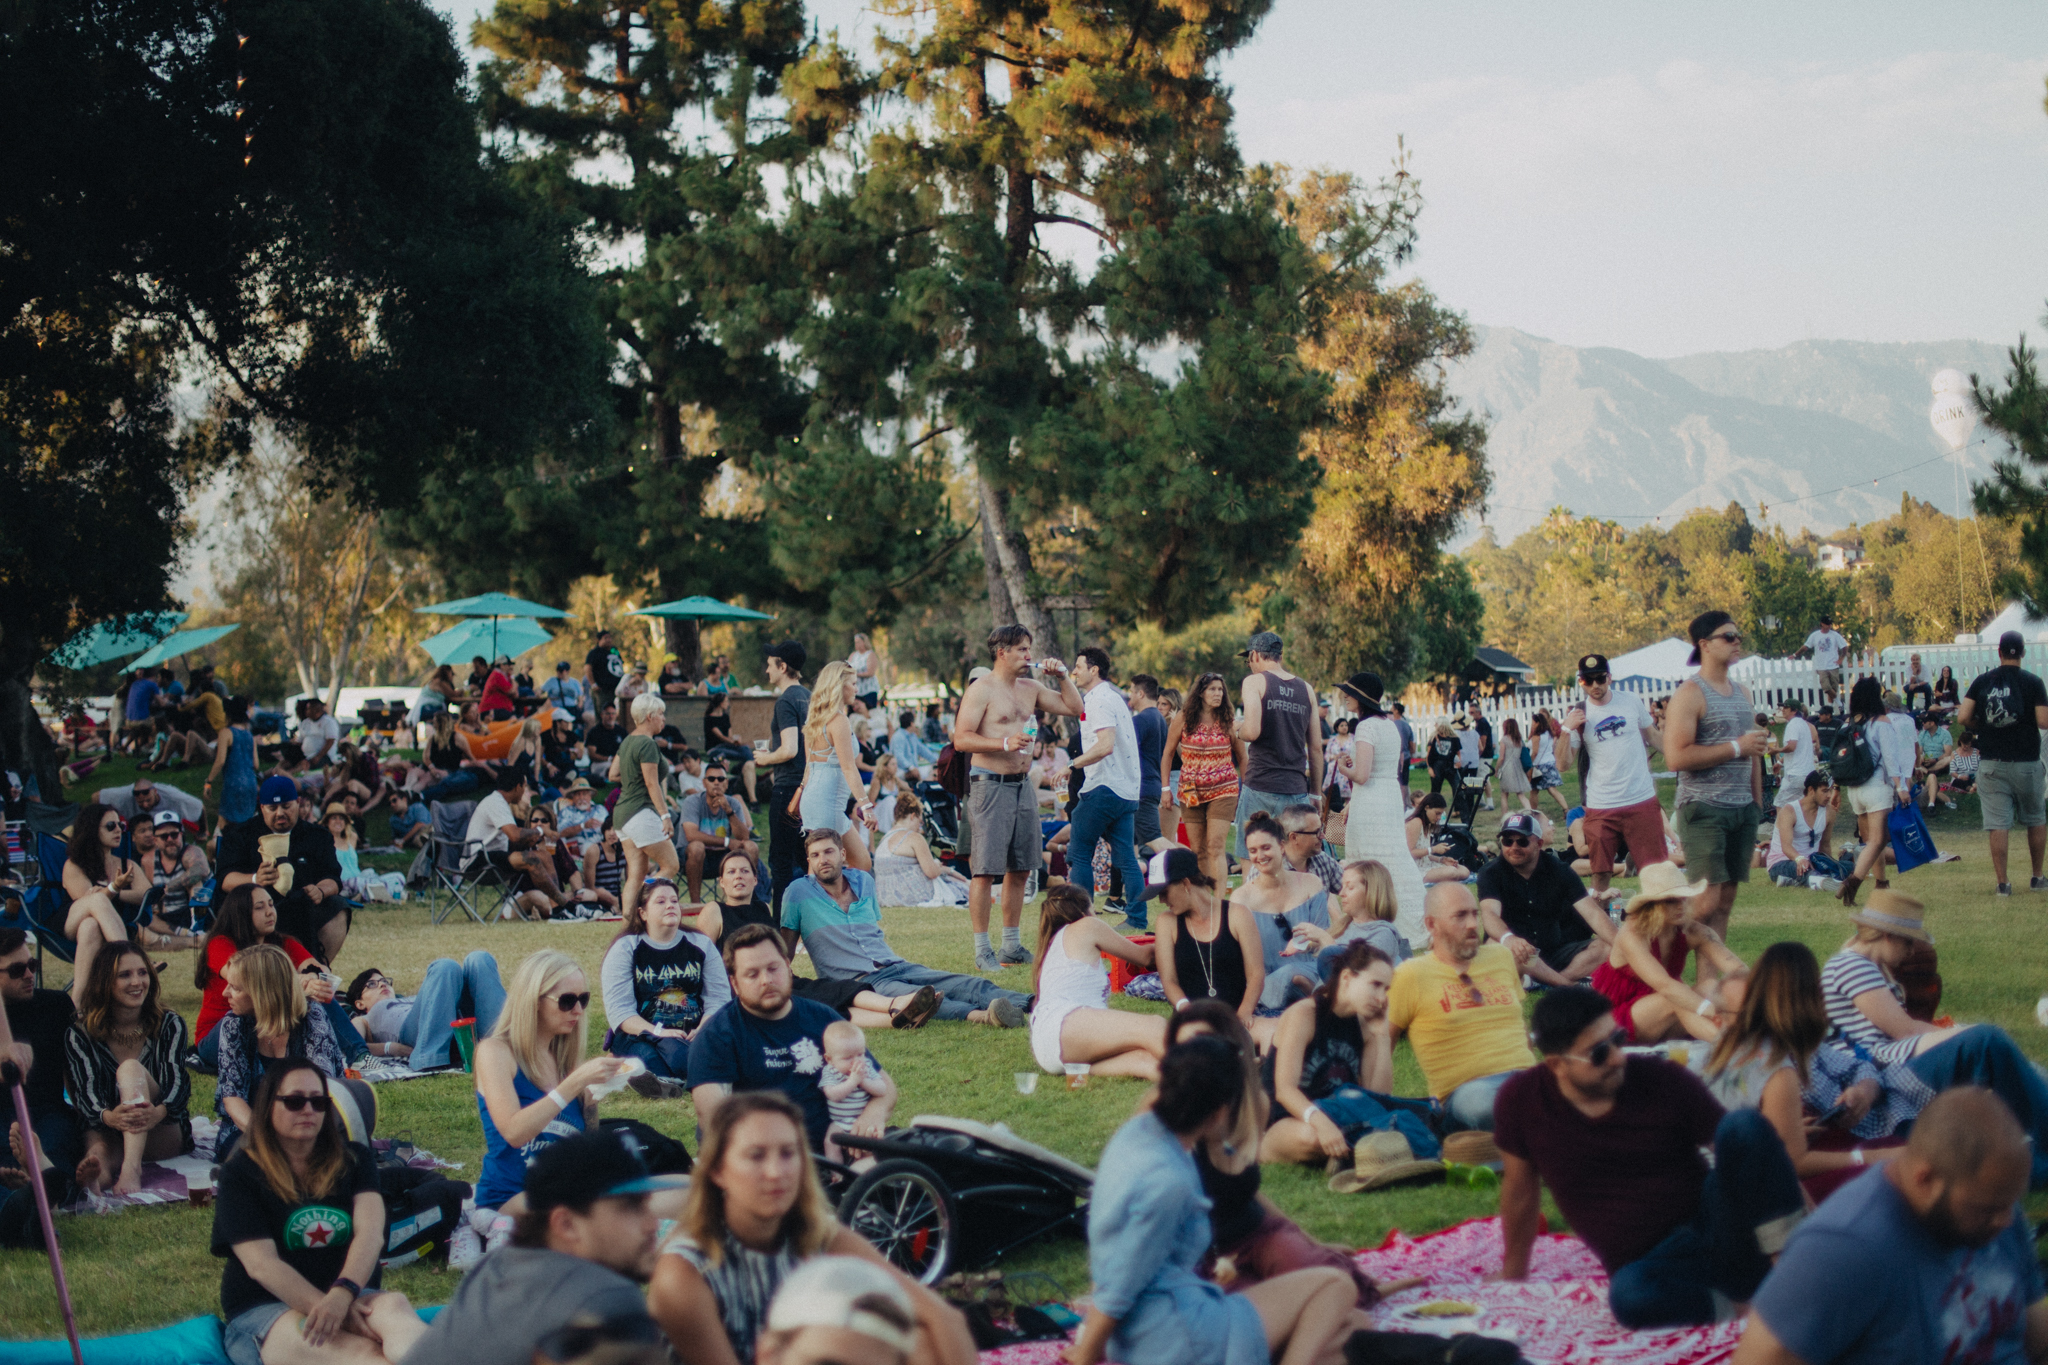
top-left (212, 1143), bottom-right (382, 1320)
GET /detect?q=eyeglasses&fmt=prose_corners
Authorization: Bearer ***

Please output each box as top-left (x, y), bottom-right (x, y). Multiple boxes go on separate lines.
top-left (360, 974), bottom-right (392, 991)
top-left (1498, 834), bottom-right (1531, 848)
top-left (1456, 972), bottom-right (1487, 1008)
top-left (274, 1093), bottom-right (331, 1113)
top-left (3, 962), bottom-right (34, 980)
top-left (553, 992), bottom-right (592, 1012)
top-left (1565, 1028), bottom-right (1629, 1068)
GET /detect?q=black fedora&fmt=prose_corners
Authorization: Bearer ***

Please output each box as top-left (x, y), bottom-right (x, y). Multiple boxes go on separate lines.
top-left (1337, 671), bottom-right (1386, 716)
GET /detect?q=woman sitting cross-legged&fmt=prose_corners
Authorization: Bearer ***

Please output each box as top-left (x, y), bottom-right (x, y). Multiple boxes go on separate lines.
top-left (63, 940), bottom-right (193, 1195)
top-left (1590, 862), bottom-right (1749, 1044)
top-left (211, 1058), bottom-right (427, 1365)
top-left (648, 1091), bottom-right (978, 1365)
top-left (343, 953), bottom-right (507, 1071)
top-left (1029, 884), bottom-right (1165, 1079)
top-left (1259, 941), bottom-right (1439, 1169)
top-left (215, 945), bottom-right (351, 1158)
top-left (1065, 1036), bottom-right (1367, 1365)
top-left (1151, 848), bottom-right (1269, 1046)
top-left (602, 877), bottom-right (730, 1091)
top-left (1166, 1001), bottom-right (1396, 1307)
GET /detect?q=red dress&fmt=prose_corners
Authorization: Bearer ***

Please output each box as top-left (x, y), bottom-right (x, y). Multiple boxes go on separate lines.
top-left (1590, 929), bottom-right (1690, 1042)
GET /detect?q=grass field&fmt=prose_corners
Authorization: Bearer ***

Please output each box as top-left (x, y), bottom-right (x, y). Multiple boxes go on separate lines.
top-left (6, 752), bottom-right (2047, 1338)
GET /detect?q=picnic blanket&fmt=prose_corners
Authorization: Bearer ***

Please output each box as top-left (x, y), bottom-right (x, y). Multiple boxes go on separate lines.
top-left (978, 1217), bottom-right (1743, 1365)
top-left (61, 1123), bottom-right (461, 1214)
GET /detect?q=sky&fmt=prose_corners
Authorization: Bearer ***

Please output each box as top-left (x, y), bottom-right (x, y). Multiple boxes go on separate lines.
top-left (434, 0), bottom-right (2048, 357)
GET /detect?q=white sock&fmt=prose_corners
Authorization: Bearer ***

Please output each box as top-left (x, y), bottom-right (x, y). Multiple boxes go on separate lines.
top-left (1002, 926), bottom-right (1022, 950)
top-left (974, 932), bottom-right (991, 955)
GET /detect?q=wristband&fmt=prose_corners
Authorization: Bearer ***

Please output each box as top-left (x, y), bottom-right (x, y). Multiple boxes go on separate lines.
top-left (1850, 1148), bottom-right (1866, 1167)
top-left (331, 1277), bottom-right (363, 1299)
top-left (545, 1087), bottom-right (571, 1111)
top-left (1730, 740), bottom-right (1741, 760)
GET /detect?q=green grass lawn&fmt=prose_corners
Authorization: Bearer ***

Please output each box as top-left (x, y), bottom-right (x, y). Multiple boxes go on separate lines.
top-left (7, 752), bottom-right (2046, 1338)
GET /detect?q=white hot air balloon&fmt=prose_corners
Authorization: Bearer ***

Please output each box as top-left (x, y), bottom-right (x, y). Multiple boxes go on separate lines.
top-left (1930, 371), bottom-right (1977, 453)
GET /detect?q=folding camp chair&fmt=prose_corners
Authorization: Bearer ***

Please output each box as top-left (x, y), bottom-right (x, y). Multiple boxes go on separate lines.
top-left (426, 800), bottom-right (514, 926)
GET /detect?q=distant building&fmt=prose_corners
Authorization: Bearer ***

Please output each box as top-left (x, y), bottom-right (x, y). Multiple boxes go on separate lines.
top-left (1817, 539), bottom-right (1863, 572)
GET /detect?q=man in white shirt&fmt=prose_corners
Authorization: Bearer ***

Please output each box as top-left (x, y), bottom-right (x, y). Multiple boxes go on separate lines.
top-left (1798, 616), bottom-right (1850, 706)
top-left (1067, 646), bottom-right (1148, 931)
top-left (298, 696), bottom-right (342, 767)
top-left (464, 771), bottom-right (554, 919)
top-left (1562, 654), bottom-right (1667, 895)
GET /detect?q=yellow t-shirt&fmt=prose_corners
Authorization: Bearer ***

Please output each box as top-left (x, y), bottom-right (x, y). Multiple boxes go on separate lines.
top-left (1387, 942), bottom-right (1534, 1098)
top-left (185, 690), bottom-right (226, 734)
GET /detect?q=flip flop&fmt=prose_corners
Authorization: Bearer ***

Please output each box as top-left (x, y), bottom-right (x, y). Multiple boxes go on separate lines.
top-left (891, 985), bottom-right (941, 1030)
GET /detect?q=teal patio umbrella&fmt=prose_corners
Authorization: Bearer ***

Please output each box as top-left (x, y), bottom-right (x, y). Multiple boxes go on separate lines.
top-left (45, 611), bottom-right (187, 670)
top-left (416, 591), bottom-right (568, 660)
top-left (632, 595), bottom-right (775, 622)
top-left (418, 616), bottom-right (553, 666)
top-left (127, 624), bottom-right (241, 670)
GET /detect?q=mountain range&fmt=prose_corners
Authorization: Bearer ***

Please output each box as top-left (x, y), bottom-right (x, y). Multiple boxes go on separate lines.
top-left (1447, 326), bottom-right (2020, 543)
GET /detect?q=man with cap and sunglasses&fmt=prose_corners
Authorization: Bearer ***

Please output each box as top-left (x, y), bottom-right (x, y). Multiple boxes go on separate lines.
top-left (220, 775), bottom-right (347, 963)
top-left (1233, 631), bottom-right (1324, 858)
top-left (401, 1129), bottom-right (679, 1365)
top-left (1957, 629), bottom-right (2048, 896)
top-left (1478, 811), bottom-right (1614, 988)
top-left (1563, 653), bottom-right (1666, 899)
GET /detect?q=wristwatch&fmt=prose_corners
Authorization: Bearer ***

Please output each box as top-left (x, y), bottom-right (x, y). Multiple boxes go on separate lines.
top-left (331, 1277), bottom-right (363, 1299)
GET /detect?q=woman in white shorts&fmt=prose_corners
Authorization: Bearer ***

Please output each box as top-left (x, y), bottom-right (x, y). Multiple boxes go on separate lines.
top-left (1838, 678), bottom-right (1913, 907)
top-left (1029, 884), bottom-right (1166, 1077)
top-left (613, 692), bottom-right (680, 924)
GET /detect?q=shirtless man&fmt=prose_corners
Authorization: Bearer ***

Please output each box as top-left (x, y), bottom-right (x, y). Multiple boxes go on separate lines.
top-left (952, 625), bottom-right (1083, 972)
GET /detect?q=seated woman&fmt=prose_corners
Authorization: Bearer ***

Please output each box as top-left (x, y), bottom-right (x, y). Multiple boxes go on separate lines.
top-left (321, 803), bottom-right (368, 900)
top-left (505, 716), bottom-right (552, 799)
top-left (1233, 814), bottom-right (1329, 1013)
top-left (693, 851), bottom-right (939, 1031)
top-left (1287, 859), bottom-right (1407, 982)
top-left (1030, 884), bottom-right (1164, 1079)
top-left (418, 711), bottom-right (480, 802)
top-left (1069, 1037), bottom-right (1366, 1365)
top-left (650, 1091), bottom-right (976, 1365)
top-left (602, 877), bottom-right (730, 1087)
top-left (212, 1059), bottom-right (426, 1365)
top-left (194, 886), bottom-right (353, 1068)
top-left (1169, 1001), bottom-right (1394, 1306)
top-left (472, 949), bottom-right (634, 1241)
top-left (700, 692), bottom-right (759, 803)
top-left (872, 793), bottom-right (969, 908)
top-left (581, 816), bottom-right (630, 913)
top-left (1404, 795), bottom-right (1470, 886)
top-left (59, 802), bottom-right (151, 995)
top-left (1822, 892), bottom-right (2048, 1186)
top-left (1590, 862), bottom-right (1748, 1044)
top-left (344, 953), bottom-right (507, 1071)
top-left (63, 941), bottom-right (193, 1195)
top-left (1151, 849), bottom-right (1269, 1046)
top-left (215, 945), bottom-right (351, 1156)
top-left (1260, 942), bottom-right (1438, 1168)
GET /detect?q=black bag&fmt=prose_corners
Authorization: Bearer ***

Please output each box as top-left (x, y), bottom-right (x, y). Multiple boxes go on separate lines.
top-left (1344, 1328), bottom-right (1522, 1364)
top-left (600, 1117), bottom-right (693, 1174)
top-left (1826, 719), bottom-right (1876, 788)
top-left (378, 1168), bottom-right (471, 1268)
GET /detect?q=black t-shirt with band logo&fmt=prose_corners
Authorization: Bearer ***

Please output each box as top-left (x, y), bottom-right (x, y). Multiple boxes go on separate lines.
top-left (212, 1142), bottom-right (382, 1320)
top-left (1964, 664), bottom-right (2047, 763)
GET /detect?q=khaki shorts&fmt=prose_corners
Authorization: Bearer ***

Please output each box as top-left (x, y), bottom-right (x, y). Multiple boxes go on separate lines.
top-left (1817, 669), bottom-right (1843, 694)
top-left (1676, 800), bottom-right (1763, 886)
top-left (1978, 759), bottom-right (2047, 831)
top-left (966, 772), bottom-right (1041, 878)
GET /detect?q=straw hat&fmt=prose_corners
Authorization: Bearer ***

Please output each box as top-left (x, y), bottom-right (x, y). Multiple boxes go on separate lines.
top-left (1328, 1130), bottom-right (1444, 1194)
top-left (1441, 1130), bottom-right (1500, 1167)
top-left (1624, 861), bottom-right (1708, 915)
top-left (1849, 889), bottom-right (1932, 945)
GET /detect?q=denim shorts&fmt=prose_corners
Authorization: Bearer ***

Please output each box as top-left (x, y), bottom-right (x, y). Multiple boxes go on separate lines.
top-left (223, 1302), bottom-right (292, 1365)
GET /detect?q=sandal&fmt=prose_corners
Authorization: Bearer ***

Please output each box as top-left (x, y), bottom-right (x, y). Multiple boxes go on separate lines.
top-left (890, 985), bottom-right (941, 1030)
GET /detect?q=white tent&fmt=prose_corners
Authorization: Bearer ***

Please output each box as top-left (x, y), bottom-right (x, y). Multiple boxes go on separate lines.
top-left (1976, 601), bottom-right (2048, 645)
top-left (1607, 637), bottom-right (1695, 683)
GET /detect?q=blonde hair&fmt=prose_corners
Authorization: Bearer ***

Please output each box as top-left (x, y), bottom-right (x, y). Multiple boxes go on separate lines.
top-left (677, 1092), bottom-right (835, 1266)
top-left (492, 949), bottom-right (588, 1085)
top-left (1625, 896), bottom-right (1682, 940)
top-left (822, 1019), bottom-right (865, 1054)
top-left (1339, 859), bottom-right (1397, 925)
top-left (519, 716), bottom-right (542, 740)
top-left (629, 692), bottom-right (665, 726)
top-left (229, 943), bottom-right (306, 1038)
top-left (805, 662), bottom-right (855, 745)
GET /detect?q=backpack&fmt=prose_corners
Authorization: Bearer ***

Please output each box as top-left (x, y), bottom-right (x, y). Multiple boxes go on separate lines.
top-left (378, 1168), bottom-right (471, 1268)
top-left (933, 743), bottom-right (969, 799)
top-left (1826, 719), bottom-right (1877, 788)
top-left (599, 1117), bottom-right (693, 1175)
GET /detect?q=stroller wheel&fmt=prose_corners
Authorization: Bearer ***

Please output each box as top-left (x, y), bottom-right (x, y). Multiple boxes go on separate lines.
top-left (839, 1158), bottom-right (957, 1284)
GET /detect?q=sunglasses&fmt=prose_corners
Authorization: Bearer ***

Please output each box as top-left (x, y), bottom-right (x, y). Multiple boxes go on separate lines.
top-left (1291, 826), bottom-right (1323, 838)
top-left (1499, 834), bottom-right (1531, 848)
top-left (1456, 971), bottom-right (1487, 1009)
top-left (1708, 631), bottom-right (1741, 645)
top-left (274, 1093), bottom-right (331, 1113)
top-left (100, 820), bottom-right (123, 832)
top-left (1565, 1028), bottom-right (1629, 1068)
top-left (704, 775), bottom-right (728, 782)
top-left (3, 962), bottom-right (34, 980)
top-left (553, 992), bottom-right (592, 1012)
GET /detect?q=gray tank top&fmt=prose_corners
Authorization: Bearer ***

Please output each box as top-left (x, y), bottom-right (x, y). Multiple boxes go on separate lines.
top-left (1677, 675), bottom-right (1756, 809)
top-left (1244, 673), bottom-right (1313, 796)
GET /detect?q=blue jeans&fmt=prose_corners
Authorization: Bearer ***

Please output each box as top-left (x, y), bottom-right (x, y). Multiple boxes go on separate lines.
top-left (421, 769), bottom-right (482, 803)
top-left (1441, 1069), bottom-right (1520, 1132)
top-left (863, 963), bottom-right (1032, 1022)
top-left (1313, 1085), bottom-right (1441, 1158)
top-left (1907, 1026), bottom-right (2048, 1187)
top-left (1768, 852), bottom-right (1847, 884)
top-left (610, 1031), bottom-right (690, 1080)
top-left (1607, 1110), bottom-right (1805, 1328)
top-left (1069, 787), bottom-right (1146, 925)
top-left (403, 952), bottom-right (507, 1070)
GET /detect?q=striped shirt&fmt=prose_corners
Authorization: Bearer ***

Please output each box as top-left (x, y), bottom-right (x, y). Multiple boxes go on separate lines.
top-left (663, 1230), bottom-right (806, 1363)
top-left (1820, 950), bottom-right (1917, 1065)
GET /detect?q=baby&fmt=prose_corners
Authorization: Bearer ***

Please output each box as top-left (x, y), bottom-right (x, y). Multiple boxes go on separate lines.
top-left (819, 1020), bottom-right (894, 1167)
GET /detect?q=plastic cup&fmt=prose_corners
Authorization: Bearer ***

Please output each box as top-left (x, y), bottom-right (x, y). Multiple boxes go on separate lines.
top-left (1014, 1072), bottom-right (1039, 1095)
top-left (1064, 1062), bottom-right (1092, 1091)
top-left (451, 1018), bottom-right (477, 1073)
top-left (187, 1177), bottom-right (213, 1208)
top-left (1668, 1043), bottom-right (1691, 1068)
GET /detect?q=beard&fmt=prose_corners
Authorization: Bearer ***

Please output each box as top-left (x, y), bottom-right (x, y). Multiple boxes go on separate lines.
top-left (1920, 1188), bottom-right (2001, 1249)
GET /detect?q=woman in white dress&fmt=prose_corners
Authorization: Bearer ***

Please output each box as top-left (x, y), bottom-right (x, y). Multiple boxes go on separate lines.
top-left (1332, 672), bottom-right (1428, 951)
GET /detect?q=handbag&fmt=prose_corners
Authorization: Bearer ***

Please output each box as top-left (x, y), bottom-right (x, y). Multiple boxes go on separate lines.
top-left (1886, 800), bottom-right (1939, 873)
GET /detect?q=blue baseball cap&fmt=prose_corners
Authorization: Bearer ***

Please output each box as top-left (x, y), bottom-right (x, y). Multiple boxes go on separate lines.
top-left (258, 776), bottom-right (300, 808)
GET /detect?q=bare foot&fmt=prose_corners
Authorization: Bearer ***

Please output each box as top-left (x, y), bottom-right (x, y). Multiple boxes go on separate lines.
top-left (74, 1152), bottom-right (104, 1192)
top-left (8, 1120), bottom-right (47, 1175)
top-left (113, 1165), bottom-right (145, 1196)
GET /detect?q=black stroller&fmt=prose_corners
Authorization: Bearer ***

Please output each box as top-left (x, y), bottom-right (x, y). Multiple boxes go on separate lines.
top-left (827, 1117), bottom-right (1094, 1285)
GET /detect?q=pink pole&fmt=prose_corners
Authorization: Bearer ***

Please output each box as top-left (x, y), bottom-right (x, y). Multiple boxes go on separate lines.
top-left (6, 1064), bottom-right (84, 1365)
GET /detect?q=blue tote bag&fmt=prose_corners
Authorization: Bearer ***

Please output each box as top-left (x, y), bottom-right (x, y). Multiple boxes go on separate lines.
top-left (1887, 801), bottom-right (1940, 873)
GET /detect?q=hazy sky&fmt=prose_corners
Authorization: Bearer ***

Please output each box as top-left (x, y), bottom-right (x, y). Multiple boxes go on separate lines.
top-left (435, 0), bottom-right (2048, 357)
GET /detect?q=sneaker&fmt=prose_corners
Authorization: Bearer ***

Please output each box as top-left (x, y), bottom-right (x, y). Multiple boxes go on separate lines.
top-left (448, 1223), bottom-right (484, 1271)
top-left (1945, 800), bottom-right (1958, 810)
top-left (975, 945), bottom-right (1003, 973)
top-left (2032, 878), bottom-right (2048, 893)
top-left (988, 997), bottom-right (1027, 1029)
top-left (1999, 883), bottom-right (2013, 897)
top-left (628, 1072), bottom-right (687, 1100)
top-left (1772, 874), bottom-right (1798, 888)
top-left (997, 943), bottom-right (1034, 966)
top-left (1116, 915), bottom-right (1150, 934)
top-left (1812, 877), bottom-right (1843, 893)
top-left (483, 1211), bottom-right (515, 1256)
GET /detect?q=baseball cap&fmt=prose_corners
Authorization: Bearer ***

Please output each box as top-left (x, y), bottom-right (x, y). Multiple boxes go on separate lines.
top-left (1144, 846), bottom-right (1204, 895)
top-left (1237, 630), bottom-right (1284, 659)
top-left (524, 1130), bottom-right (686, 1214)
top-left (765, 1257), bottom-right (916, 1355)
top-left (967, 666), bottom-right (992, 684)
top-left (766, 639), bottom-right (808, 675)
top-left (556, 660), bottom-right (571, 671)
top-left (150, 809), bottom-right (183, 830)
top-left (2000, 630), bottom-right (2025, 658)
top-left (258, 775), bottom-right (300, 808)
top-left (1576, 654), bottom-right (1610, 681)
top-left (1499, 812), bottom-right (1542, 840)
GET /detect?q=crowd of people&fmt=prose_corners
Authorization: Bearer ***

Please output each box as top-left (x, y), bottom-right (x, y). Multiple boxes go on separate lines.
top-left (7, 610), bottom-right (2048, 1365)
